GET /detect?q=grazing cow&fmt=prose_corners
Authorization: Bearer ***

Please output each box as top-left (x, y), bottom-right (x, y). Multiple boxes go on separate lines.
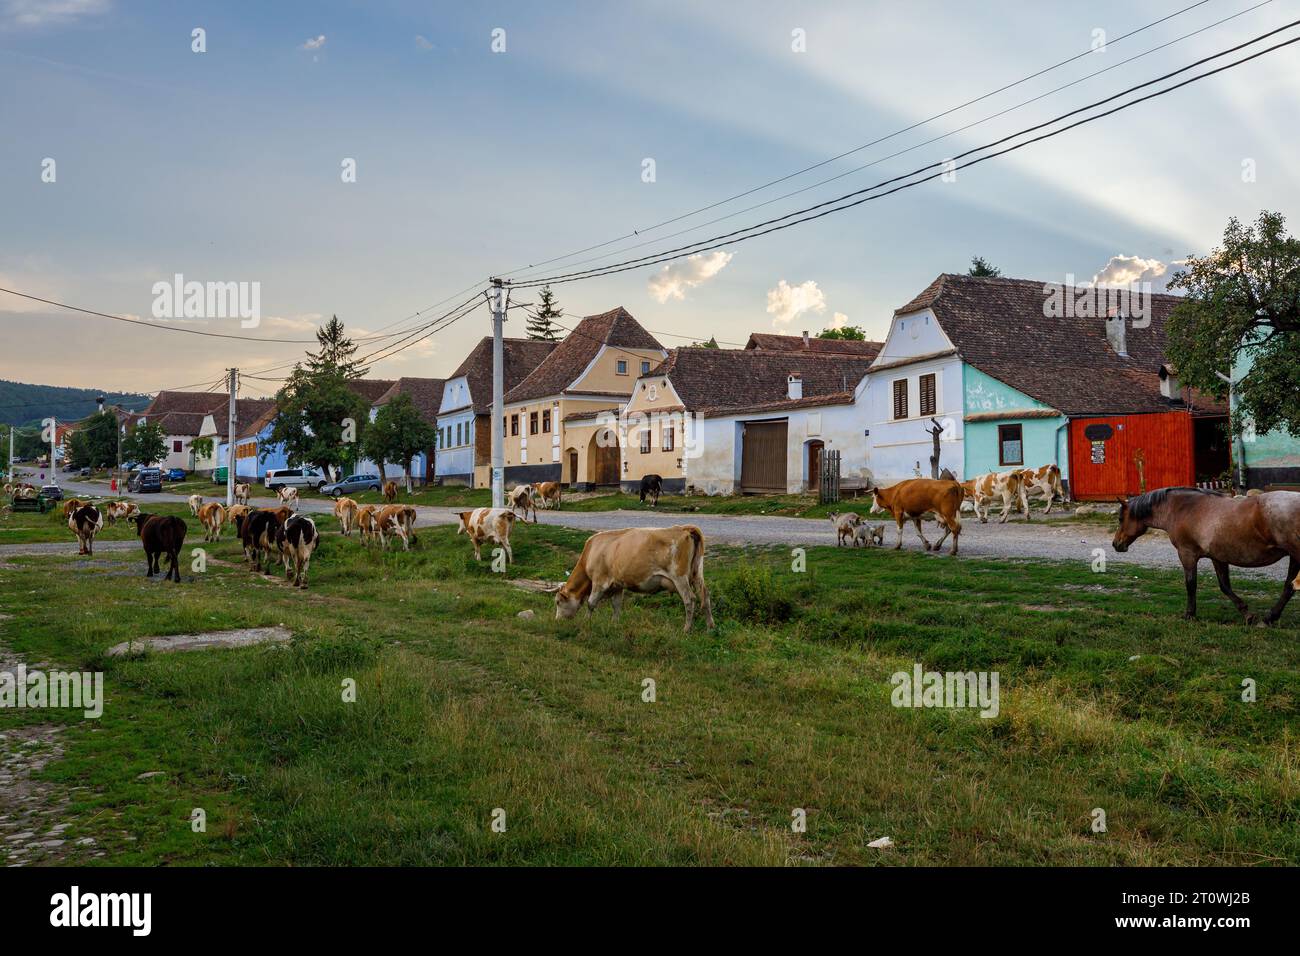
top-left (534, 481), bottom-right (562, 511)
top-left (187, 494), bottom-right (204, 516)
top-left (382, 480), bottom-right (398, 504)
top-left (508, 484), bottom-right (537, 524)
top-left (356, 504), bottom-right (379, 544)
top-left (276, 515), bottom-right (319, 589)
top-left (276, 486), bottom-right (299, 511)
top-left (225, 503), bottom-right (251, 528)
top-left (639, 474), bottom-right (663, 507)
top-left (68, 504), bottom-right (103, 556)
top-left (375, 505), bottom-right (412, 551)
top-left (235, 509), bottom-right (281, 573)
top-left (234, 482), bottom-right (251, 506)
top-left (131, 513), bottom-right (187, 583)
top-left (961, 470), bottom-right (1029, 524)
top-left (868, 478), bottom-right (964, 555)
top-left (334, 496), bottom-right (359, 536)
top-left (853, 523), bottom-right (886, 548)
top-left (198, 501), bottom-right (226, 541)
top-left (552, 525), bottom-right (714, 632)
top-left (455, 508), bottom-right (516, 563)
top-left (1018, 464), bottom-right (1067, 514)
top-left (104, 500), bottom-right (139, 523)
top-left (62, 498), bottom-right (86, 520)
top-left (828, 511), bottom-right (862, 546)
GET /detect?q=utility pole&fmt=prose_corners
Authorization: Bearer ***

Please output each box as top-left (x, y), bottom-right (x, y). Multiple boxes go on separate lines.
top-left (49, 416), bottom-right (56, 481)
top-left (226, 368), bottom-right (238, 507)
top-left (1215, 369), bottom-right (1246, 491)
top-left (7, 423), bottom-right (13, 480)
top-left (490, 279), bottom-right (507, 509)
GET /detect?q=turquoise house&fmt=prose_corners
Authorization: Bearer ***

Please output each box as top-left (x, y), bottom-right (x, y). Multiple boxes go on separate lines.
top-left (961, 364), bottom-right (1069, 479)
top-left (1232, 347), bottom-right (1300, 488)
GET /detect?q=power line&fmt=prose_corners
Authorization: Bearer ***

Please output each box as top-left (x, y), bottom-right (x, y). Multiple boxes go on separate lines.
top-left (511, 20), bottom-right (1300, 289)
top-left (497, 0), bottom-right (1217, 280)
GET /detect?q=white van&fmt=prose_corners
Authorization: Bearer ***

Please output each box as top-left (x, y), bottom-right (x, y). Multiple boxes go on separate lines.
top-left (264, 467), bottom-right (327, 492)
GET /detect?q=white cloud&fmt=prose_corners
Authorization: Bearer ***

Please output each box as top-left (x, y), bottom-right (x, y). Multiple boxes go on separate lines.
top-left (301, 35), bottom-right (326, 51)
top-left (414, 35), bottom-right (434, 51)
top-left (1091, 255), bottom-right (1169, 288)
top-left (2, 0), bottom-right (109, 28)
top-left (262, 313), bottom-right (322, 333)
top-left (646, 251), bottom-right (732, 304)
top-left (766, 279), bottom-right (826, 327)
top-left (829, 312), bottom-right (849, 330)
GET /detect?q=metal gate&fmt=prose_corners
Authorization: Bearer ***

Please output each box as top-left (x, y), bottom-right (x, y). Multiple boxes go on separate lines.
top-left (740, 420), bottom-right (788, 493)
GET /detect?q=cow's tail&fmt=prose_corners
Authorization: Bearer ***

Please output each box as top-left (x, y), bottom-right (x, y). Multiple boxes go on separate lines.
top-left (686, 525), bottom-right (714, 627)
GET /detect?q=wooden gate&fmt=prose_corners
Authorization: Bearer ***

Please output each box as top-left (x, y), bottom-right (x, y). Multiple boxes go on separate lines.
top-left (594, 441), bottom-right (620, 485)
top-left (818, 448), bottom-right (841, 504)
top-left (740, 420), bottom-right (788, 493)
top-left (1068, 412), bottom-right (1195, 500)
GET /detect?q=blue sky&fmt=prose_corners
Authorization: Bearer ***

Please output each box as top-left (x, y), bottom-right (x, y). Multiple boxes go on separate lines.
top-left (2, 0), bottom-right (1298, 395)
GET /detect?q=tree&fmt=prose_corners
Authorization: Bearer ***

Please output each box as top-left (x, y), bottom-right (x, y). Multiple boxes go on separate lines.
top-left (67, 411), bottom-right (119, 469)
top-left (690, 337), bottom-right (719, 348)
top-left (306, 315), bottom-right (369, 379)
top-left (363, 394), bottom-right (436, 493)
top-left (267, 366), bottom-right (369, 477)
top-left (968, 256), bottom-right (1002, 277)
top-left (527, 286), bottom-right (562, 341)
top-left (122, 420), bottom-right (168, 467)
top-left (1166, 210), bottom-right (1300, 437)
top-left (818, 326), bottom-right (867, 341)
top-left (190, 436), bottom-right (215, 468)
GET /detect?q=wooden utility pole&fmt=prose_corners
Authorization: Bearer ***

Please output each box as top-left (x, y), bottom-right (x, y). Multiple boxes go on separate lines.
top-left (226, 368), bottom-right (238, 507)
top-left (489, 279), bottom-right (507, 509)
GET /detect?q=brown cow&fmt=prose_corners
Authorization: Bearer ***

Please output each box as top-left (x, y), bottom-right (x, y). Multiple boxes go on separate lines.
top-left (552, 525), bottom-right (714, 631)
top-left (456, 507), bottom-right (516, 563)
top-left (534, 481), bottom-right (562, 511)
top-left (961, 470), bottom-right (1029, 524)
top-left (131, 513), bottom-right (187, 583)
top-left (68, 504), bottom-right (103, 556)
top-left (334, 496), bottom-right (359, 536)
top-left (382, 480), bottom-right (398, 503)
top-left (1018, 464), bottom-right (1067, 514)
top-left (356, 504), bottom-right (379, 544)
top-left (508, 484), bottom-right (537, 523)
top-left (375, 504), bottom-right (417, 551)
top-left (198, 501), bottom-right (226, 541)
top-left (225, 503), bottom-right (251, 528)
top-left (868, 478), bottom-right (964, 555)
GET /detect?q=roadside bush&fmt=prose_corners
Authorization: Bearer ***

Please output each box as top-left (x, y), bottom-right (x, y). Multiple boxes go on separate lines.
top-left (713, 563), bottom-right (799, 625)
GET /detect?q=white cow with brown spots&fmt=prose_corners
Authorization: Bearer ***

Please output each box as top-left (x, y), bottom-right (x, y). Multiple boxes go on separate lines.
top-left (961, 470), bottom-right (1029, 523)
top-left (508, 484), bottom-right (537, 523)
top-left (198, 501), bottom-right (226, 541)
top-left (376, 504), bottom-right (417, 551)
top-left (276, 486), bottom-right (299, 511)
top-left (105, 500), bottom-right (139, 524)
top-left (187, 494), bottom-right (204, 516)
top-left (455, 507), bottom-right (517, 563)
top-left (552, 525), bottom-right (714, 632)
top-left (234, 483), bottom-right (251, 506)
top-left (1017, 464), bottom-right (1067, 514)
top-left (534, 481), bottom-right (562, 511)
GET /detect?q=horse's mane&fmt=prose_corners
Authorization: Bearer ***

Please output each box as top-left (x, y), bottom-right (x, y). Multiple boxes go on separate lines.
top-left (1126, 486), bottom-right (1218, 520)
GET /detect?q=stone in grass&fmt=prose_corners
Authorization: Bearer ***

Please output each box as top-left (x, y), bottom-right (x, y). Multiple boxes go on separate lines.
top-left (517, 610), bottom-right (535, 620)
top-left (135, 771), bottom-right (167, 781)
top-left (867, 836), bottom-right (894, 849)
top-left (107, 627), bottom-right (293, 657)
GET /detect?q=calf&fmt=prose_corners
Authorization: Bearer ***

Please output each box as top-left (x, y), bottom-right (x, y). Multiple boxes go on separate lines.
top-left (356, 505), bottom-right (379, 544)
top-left (382, 480), bottom-right (398, 504)
top-left (276, 486), bottom-right (299, 511)
top-left (68, 504), bottom-right (103, 556)
top-left (131, 513), bottom-right (187, 583)
top-left (198, 501), bottom-right (226, 541)
top-left (234, 482), bottom-right (251, 506)
top-left (534, 481), bottom-right (562, 511)
top-left (276, 515), bottom-right (319, 588)
top-left (1018, 464), bottom-right (1067, 514)
top-left (375, 504), bottom-right (416, 551)
top-left (455, 507), bottom-right (516, 563)
top-left (961, 470), bottom-right (1029, 524)
top-left (553, 525), bottom-right (714, 632)
top-left (187, 494), bottom-right (204, 516)
top-left (508, 484), bottom-right (537, 524)
top-left (869, 478), bottom-right (964, 555)
top-left (334, 496), bottom-right (359, 536)
top-left (639, 474), bottom-right (663, 507)
top-left (828, 511), bottom-right (862, 546)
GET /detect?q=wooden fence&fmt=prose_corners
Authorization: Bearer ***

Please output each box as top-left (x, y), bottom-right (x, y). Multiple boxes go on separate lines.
top-left (818, 448), bottom-right (840, 504)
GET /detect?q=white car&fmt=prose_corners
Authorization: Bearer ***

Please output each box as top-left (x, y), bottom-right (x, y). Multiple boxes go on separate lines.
top-left (264, 467), bottom-right (327, 492)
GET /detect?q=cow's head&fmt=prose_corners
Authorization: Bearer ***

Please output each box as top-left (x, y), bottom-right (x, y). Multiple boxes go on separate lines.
top-left (553, 583), bottom-right (582, 620)
top-left (130, 513), bottom-right (152, 536)
top-left (867, 486), bottom-right (887, 513)
top-left (455, 511), bottom-right (472, 535)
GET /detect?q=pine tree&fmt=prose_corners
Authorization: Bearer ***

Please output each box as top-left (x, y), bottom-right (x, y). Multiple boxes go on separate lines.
top-left (306, 315), bottom-right (369, 379)
top-left (527, 286), bottom-right (562, 341)
top-left (968, 256), bottom-right (1002, 277)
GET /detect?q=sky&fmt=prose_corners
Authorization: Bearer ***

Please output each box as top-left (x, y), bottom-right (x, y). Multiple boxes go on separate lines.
top-left (2, 0), bottom-right (1298, 399)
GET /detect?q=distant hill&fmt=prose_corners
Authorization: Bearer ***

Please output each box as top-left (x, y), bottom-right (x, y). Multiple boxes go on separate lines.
top-left (0, 379), bottom-right (153, 428)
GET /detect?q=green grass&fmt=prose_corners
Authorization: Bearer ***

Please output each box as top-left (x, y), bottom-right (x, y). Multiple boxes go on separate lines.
top-left (1, 502), bottom-right (1297, 866)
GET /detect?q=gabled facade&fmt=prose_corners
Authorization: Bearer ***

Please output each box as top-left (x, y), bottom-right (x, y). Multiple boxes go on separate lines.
top-left (355, 377), bottom-right (444, 485)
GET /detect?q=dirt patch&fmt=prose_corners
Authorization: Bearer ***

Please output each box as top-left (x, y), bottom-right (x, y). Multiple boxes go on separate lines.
top-left (106, 626), bottom-right (294, 657)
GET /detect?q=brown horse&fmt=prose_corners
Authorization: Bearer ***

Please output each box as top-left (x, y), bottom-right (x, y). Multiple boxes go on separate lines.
top-left (1112, 487), bottom-right (1300, 624)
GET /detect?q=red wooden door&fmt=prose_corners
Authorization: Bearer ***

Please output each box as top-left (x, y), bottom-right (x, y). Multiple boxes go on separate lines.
top-left (1070, 417), bottom-right (1128, 500)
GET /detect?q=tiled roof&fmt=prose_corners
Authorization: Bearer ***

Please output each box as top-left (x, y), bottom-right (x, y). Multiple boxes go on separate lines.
top-left (446, 337), bottom-right (556, 415)
top-left (505, 307), bottom-right (663, 405)
top-left (346, 379), bottom-right (397, 404)
top-left (646, 347), bottom-right (873, 414)
top-left (745, 332), bottom-right (884, 358)
top-left (891, 274), bottom-right (1228, 417)
top-left (207, 398), bottom-right (278, 439)
top-left (374, 377), bottom-right (445, 424)
top-left (144, 390), bottom-right (228, 417)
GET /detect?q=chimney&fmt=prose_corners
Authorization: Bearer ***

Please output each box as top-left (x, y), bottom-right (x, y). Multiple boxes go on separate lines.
top-left (801, 330), bottom-right (809, 348)
top-left (1159, 364), bottom-right (1180, 400)
top-left (788, 373), bottom-right (803, 400)
top-left (1105, 310), bottom-right (1127, 357)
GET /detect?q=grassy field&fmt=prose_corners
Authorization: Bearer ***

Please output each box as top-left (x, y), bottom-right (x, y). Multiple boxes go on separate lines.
top-left (1, 502), bottom-right (1297, 866)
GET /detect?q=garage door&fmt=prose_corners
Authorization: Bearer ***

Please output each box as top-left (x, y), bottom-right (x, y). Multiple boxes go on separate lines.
top-left (740, 420), bottom-right (788, 493)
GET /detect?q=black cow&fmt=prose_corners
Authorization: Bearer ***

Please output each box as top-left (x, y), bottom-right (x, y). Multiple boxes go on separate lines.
top-left (275, 515), bottom-right (320, 589)
top-left (131, 513), bottom-right (187, 582)
top-left (639, 473), bottom-right (663, 507)
top-left (237, 509), bottom-right (281, 574)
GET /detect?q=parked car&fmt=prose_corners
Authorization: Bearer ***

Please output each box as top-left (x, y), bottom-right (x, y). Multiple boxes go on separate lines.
top-left (264, 468), bottom-right (327, 492)
top-left (40, 484), bottom-right (63, 501)
top-left (321, 474), bottom-right (383, 498)
top-left (128, 468), bottom-right (163, 493)
top-left (79, 467), bottom-right (91, 477)
top-left (165, 468), bottom-right (187, 481)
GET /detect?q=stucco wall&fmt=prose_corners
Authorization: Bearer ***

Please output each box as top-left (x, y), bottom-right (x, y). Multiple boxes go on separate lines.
top-left (962, 365), bottom-right (1069, 478)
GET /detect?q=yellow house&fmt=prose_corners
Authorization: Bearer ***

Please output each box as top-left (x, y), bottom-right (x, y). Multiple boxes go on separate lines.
top-left (501, 307), bottom-right (665, 488)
